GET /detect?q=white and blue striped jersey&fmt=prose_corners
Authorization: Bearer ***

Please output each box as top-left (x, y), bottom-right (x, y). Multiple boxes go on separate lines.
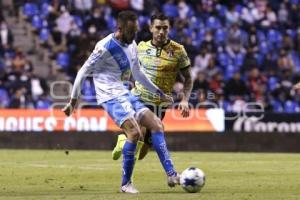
top-left (71, 33), bottom-right (161, 104)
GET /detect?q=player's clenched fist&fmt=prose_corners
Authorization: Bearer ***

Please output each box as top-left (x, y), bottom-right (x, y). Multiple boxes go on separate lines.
top-left (62, 99), bottom-right (77, 116)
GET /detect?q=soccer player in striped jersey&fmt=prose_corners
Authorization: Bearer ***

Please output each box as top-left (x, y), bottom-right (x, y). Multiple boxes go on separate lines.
top-left (112, 12), bottom-right (193, 175)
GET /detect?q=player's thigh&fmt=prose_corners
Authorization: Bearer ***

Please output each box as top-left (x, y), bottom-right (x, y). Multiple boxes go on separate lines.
top-left (143, 105), bottom-right (167, 143)
top-left (127, 92), bottom-right (150, 123)
top-left (102, 93), bottom-right (139, 130)
top-left (139, 109), bottom-right (163, 132)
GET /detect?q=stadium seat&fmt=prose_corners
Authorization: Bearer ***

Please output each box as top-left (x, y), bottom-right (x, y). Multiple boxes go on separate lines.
top-left (163, 3), bottom-right (179, 18)
top-left (39, 28), bottom-right (50, 42)
top-left (221, 100), bottom-right (232, 112)
top-left (290, 0), bottom-right (299, 5)
top-left (36, 98), bottom-right (51, 109)
top-left (81, 79), bottom-right (96, 103)
top-left (190, 17), bottom-right (202, 30)
top-left (73, 15), bottom-right (83, 28)
top-left (257, 30), bottom-right (266, 42)
top-left (284, 100), bottom-right (299, 113)
top-left (267, 29), bottom-right (282, 49)
top-left (267, 77), bottom-right (279, 91)
top-left (31, 15), bottom-right (43, 30)
top-left (138, 16), bottom-right (149, 26)
top-left (206, 16), bottom-right (221, 30)
top-left (218, 52), bottom-right (231, 67)
top-left (259, 42), bottom-right (269, 55)
top-left (197, 28), bottom-right (206, 43)
top-left (56, 52), bottom-right (70, 69)
top-left (270, 100), bottom-right (283, 112)
top-left (40, 3), bottom-right (50, 18)
top-left (235, 4), bottom-right (243, 14)
top-left (233, 53), bottom-right (244, 67)
top-left (214, 29), bottom-right (227, 45)
top-left (286, 29), bottom-right (296, 40)
top-left (216, 4), bottom-right (227, 17)
top-left (0, 89), bottom-right (10, 108)
top-left (23, 3), bottom-right (39, 18)
top-left (107, 16), bottom-right (116, 31)
top-left (225, 65), bottom-right (237, 80)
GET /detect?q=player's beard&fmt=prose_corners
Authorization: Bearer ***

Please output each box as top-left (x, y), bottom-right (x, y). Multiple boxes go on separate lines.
top-left (122, 34), bottom-right (134, 44)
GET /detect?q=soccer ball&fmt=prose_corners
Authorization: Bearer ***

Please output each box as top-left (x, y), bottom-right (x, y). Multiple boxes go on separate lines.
top-left (180, 167), bottom-right (205, 193)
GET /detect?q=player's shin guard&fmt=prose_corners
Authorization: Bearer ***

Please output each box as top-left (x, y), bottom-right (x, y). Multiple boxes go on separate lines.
top-left (151, 131), bottom-right (176, 176)
top-left (121, 141), bottom-right (136, 186)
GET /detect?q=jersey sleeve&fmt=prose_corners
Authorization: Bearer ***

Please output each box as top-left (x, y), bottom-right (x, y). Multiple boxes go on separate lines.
top-left (178, 45), bottom-right (191, 69)
top-left (70, 43), bottom-right (105, 99)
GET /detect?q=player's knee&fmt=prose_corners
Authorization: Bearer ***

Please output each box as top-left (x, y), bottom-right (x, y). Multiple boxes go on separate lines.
top-left (122, 120), bottom-right (140, 142)
top-left (126, 129), bottom-right (139, 142)
top-left (151, 117), bottom-right (163, 132)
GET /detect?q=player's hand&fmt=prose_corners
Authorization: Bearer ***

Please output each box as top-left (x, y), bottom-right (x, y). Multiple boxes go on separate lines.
top-left (179, 99), bottom-right (189, 118)
top-left (62, 99), bottom-right (77, 116)
top-left (293, 82), bottom-right (300, 90)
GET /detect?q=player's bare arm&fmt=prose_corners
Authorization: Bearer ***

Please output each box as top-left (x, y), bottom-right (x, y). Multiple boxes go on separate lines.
top-left (179, 66), bottom-right (193, 118)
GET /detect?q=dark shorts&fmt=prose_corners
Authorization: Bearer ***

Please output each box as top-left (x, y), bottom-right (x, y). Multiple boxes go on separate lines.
top-left (143, 104), bottom-right (167, 146)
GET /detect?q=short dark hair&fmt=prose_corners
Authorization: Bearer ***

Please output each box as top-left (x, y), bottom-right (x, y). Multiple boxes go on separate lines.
top-left (150, 13), bottom-right (169, 24)
top-left (117, 11), bottom-right (137, 26)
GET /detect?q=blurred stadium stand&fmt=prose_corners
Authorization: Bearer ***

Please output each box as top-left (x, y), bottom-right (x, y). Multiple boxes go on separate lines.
top-left (1, 0), bottom-right (300, 113)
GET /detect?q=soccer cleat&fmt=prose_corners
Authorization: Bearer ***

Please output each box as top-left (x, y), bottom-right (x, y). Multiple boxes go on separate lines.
top-left (167, 173), bottom-right (181, 187)
top-left (120, 182), bottom-right (139, 194)
top-left (112, 134), bottom-right (127, 160)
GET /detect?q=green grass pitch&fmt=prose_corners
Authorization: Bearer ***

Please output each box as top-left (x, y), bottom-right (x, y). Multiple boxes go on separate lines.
top-left (0, 150), bottom-right (299, 200)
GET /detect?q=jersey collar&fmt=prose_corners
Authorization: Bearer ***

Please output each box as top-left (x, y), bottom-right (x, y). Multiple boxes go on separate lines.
top-left (150, 39), bottom-right (170, 48)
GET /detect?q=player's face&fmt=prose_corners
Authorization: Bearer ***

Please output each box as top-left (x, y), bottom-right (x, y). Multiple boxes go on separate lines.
top-left (120, 20), bottom-right (138, 44)
top-left (150, 19), bottom-right (170, 44)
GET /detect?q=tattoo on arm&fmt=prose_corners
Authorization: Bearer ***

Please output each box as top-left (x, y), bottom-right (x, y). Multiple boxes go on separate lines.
top-left (180, 66), bottom-right (193, 101)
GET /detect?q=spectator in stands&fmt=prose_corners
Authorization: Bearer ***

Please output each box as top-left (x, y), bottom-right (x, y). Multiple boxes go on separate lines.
top-left (192, 71), bottom-right (209, 93)
top-left (72, 0), bottom-right (94, 16)
top-left (224, 71), bottom-right (249, 100)
top-left (201, 30), bottom-right (217, 53)
top-left (277, 48), bottom-right (295, 71)
top-left (242, 46), bottom-right (258, 73)
top-left (0, 18), bottom-right (14, 56)
top-left (191, 46), bottom-right (213, 79)
top-left (247, 68), bottom-right (267, 101)
top-left (225, 4), bottom-right (240, 25)
top-left (278, 3), bottom-right (289, 29)
top-left (10, 0), bottom-right (300, 112)
top-left (226, 23), bottom-right (246, 58)
top-left (85, 7), bottom-right (108, 34)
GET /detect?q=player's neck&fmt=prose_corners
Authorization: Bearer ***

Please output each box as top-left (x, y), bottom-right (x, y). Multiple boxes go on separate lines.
top-left (151, 39), bottom-right (169, 48)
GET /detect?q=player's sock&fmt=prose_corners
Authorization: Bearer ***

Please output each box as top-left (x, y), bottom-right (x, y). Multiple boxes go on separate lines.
top-left (121, 140), bottom-right (136, 186)
top-left (129, 140), bottom-right (144, 182)
top-left (151, 131), bottom-right (177, 176)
